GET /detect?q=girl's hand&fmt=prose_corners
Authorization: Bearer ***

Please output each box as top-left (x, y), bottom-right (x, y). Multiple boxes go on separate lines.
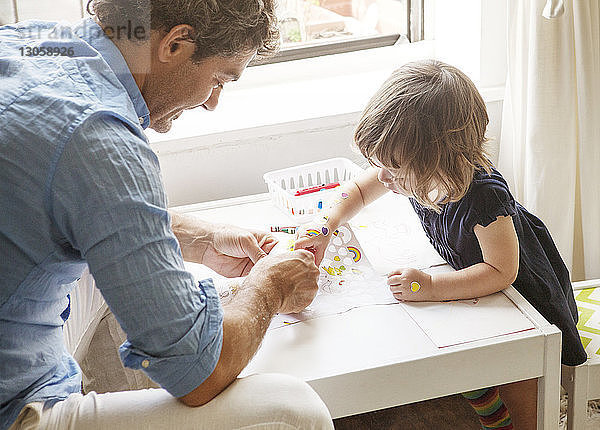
top-left (293, 222), bottom-right (333, 266)
top-left (387, 268), bottom-right (434, 301)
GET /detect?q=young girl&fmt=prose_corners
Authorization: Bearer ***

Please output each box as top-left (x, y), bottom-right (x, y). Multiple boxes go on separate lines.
top-left (294, 59), bottom-right (586, 430)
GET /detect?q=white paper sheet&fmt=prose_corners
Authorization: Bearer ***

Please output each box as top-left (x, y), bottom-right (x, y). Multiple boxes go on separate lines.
top-left (184, 257), bottom-right (396, 331)
top-left (183, 201), bottom-right (536, 347)
top-left (399, 293), bottom-right (536, 348)
top-left (349, 193), bottom-right (446, 274)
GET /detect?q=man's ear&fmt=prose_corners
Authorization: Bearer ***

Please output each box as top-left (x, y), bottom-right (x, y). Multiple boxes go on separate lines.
top-left (157, 24), bottom-right (195, 64)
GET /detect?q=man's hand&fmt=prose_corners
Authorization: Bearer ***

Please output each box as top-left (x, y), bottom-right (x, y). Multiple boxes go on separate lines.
top-left (179, 248), bottom-right (319, 407)
top-left (170, 212), bottom-right (278, 278)
top-left (205, 224), bottom-right (278, 277)
top-left (245, 250), bottom-right (320, 314)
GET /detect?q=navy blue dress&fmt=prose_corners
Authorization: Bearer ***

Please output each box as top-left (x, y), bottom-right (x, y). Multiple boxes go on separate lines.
top-left (409, 167), bottom-right (586, 366)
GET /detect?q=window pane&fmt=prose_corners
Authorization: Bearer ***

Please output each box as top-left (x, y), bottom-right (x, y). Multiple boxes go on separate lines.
top-left (277, 0), bottom-right (407, 47)
top-left (15, 0), bottom-right (83, 22)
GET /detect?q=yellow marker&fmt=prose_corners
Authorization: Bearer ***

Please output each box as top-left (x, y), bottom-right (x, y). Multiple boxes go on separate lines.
top-left (410, 281), bottom-right (421, 292)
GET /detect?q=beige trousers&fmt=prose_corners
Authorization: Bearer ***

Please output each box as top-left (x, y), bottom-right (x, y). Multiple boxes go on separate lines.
top-left (9, 373), bottom-right (334, 430)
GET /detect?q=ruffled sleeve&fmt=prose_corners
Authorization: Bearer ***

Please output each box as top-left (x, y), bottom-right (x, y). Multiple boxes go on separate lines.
top-left (461, 177), bottom-right (517, 233)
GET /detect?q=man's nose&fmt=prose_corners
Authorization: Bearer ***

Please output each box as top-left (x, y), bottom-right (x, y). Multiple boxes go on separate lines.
top-left (202, 87), bottom-right (222, 111)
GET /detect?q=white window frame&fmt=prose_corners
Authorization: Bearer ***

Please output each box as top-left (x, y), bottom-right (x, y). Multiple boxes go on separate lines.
top-left (4, 0), bottom-right (422, 64)
top-left (256, 0), bottom-right (422, 66)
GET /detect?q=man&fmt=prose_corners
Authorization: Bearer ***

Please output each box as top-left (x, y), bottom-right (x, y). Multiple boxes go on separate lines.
top-left (0, 0), bottom-right (333, 428)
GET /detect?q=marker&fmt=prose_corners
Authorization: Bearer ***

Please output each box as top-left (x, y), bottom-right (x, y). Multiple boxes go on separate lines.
top-left (294, 182), bottom-right (340, 196)
top-left (270, 226), bottom-right (297, 234)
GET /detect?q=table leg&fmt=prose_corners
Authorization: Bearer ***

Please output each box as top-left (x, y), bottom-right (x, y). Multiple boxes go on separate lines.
top-left (537, 326), bottom-right (562, 429)
top-left (561, 364), bottom-right (589, 430)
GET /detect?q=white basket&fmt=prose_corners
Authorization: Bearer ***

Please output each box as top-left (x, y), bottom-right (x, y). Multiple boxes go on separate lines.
top-left (263, 157), bottom-right (364, 223)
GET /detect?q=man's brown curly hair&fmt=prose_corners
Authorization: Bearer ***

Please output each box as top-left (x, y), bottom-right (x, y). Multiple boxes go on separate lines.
top-left (87, 0), bottom-right (280, 62)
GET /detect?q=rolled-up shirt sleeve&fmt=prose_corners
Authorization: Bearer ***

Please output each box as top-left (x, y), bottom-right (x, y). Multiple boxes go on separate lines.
top-left (49, 113), bottom-right (223, 397)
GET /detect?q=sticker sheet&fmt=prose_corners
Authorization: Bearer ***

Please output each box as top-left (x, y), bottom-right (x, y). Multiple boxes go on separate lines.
top-left (268, 223), bottom-right (396, 329)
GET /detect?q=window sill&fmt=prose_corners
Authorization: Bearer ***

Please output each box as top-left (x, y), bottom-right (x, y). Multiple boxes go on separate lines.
top-left (147, 41), bottom-right (504, 156)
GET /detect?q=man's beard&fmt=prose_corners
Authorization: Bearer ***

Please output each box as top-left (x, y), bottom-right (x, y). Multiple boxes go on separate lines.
top-left (150, 116), bottom-right (173, 133)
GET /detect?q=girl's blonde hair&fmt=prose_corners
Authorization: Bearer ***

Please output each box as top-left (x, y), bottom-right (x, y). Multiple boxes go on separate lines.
top-left (354, 59), bottom-right (492, 211)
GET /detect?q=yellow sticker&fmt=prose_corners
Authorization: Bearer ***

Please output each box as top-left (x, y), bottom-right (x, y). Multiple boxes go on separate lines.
top-left (410, 281), bottom-right (421, 292)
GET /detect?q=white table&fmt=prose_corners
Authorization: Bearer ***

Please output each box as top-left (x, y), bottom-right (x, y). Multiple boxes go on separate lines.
top-left (175, 193), bottom-right (562, 428)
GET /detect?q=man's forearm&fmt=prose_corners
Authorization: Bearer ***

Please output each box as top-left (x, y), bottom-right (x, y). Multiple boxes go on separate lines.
top-left (178, 275), bottom-right (281, 406)
top-left (170, 210), bottom-right (212, 264)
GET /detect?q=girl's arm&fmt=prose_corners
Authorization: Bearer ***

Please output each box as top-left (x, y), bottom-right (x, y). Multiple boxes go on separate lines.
top-left (294, 168), bottom-right (388, 263)
top-left (388, 215), bottom-right (519, 301)
top-left (319, 167), bottom-right (388, 230)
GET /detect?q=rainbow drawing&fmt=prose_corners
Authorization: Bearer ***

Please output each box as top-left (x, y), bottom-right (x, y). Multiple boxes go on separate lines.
top-left (347, 246), bottom-right (361, 262)
top-left (305, 229), bottom-right (321, 236)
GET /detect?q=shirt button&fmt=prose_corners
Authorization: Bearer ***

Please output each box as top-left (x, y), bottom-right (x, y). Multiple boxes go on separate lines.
top-left (141, 359), bottom-right (150, 368)
top-left (138, 117), bottom-right (144, 125)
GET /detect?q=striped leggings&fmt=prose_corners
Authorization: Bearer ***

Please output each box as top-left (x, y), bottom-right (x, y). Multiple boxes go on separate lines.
top-left (462, 386), bottom-right (513, 429)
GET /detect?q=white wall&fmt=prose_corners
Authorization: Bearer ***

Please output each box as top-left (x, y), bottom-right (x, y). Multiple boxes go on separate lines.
top-left (156, 115), bottom-right (363, 207)
top-left (433, 0), bottom-right (507, 87)
top-left (155, 99), bottom-right (504, 207)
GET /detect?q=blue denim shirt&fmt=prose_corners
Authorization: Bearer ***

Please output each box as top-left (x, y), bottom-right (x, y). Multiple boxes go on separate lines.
top-left (0, 19), bottom-right (223, 429)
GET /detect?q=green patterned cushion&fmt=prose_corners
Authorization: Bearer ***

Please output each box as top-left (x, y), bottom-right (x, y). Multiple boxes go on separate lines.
top-left (575, 287), bottom-right (600, 360)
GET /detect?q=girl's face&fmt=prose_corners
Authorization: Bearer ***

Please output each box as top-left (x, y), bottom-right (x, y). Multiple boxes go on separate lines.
top-left (370, 157), bottom-right (412, 196)
top-left (377, 166), bottom-right (412, 196)
top-left (371, 156), bottom-right (442, 202)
